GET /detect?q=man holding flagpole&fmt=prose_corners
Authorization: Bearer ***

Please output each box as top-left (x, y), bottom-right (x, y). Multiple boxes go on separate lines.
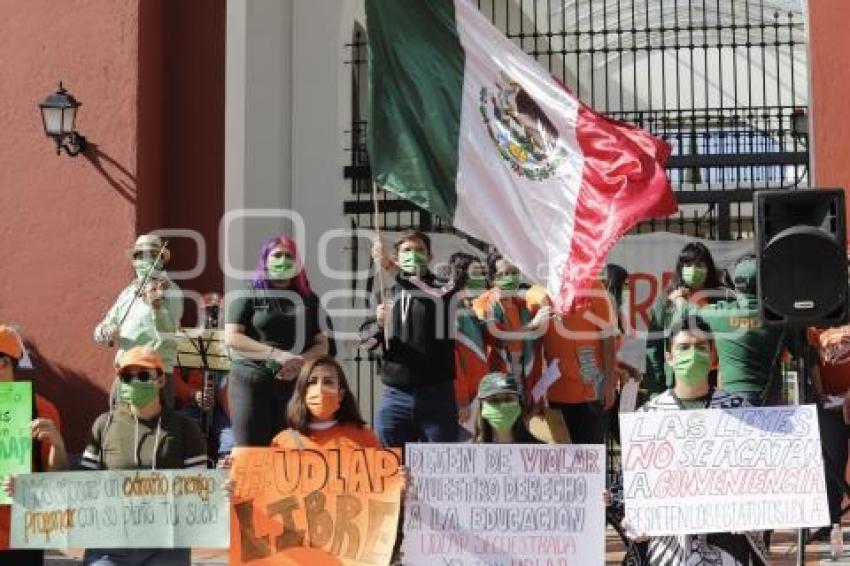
top-left (360, 230), bottom-right (462, 446)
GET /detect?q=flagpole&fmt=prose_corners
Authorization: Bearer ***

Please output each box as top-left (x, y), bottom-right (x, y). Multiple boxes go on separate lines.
top-left (372, 181), bottom-right (390, 349)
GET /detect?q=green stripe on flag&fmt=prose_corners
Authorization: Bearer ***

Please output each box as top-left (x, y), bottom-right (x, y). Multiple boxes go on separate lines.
top-left (366, 0), bottom-right (465, 220)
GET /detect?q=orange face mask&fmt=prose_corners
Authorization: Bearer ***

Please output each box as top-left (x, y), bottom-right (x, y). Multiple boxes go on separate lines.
top-left (306, 389), bottom-right (341, 421)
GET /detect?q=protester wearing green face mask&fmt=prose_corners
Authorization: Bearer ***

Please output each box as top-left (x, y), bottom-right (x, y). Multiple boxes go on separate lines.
top-left (225, 236), bottom-right (330, 448)
top-left (676, 254), bottom-right (793, 407)
top-left (472, 373), bottom-right (540, 444)
top-left (361, 231), bottom-right (462, 446)
top-left (266, 250), bottom-right (297, 280)
top-left (489, 257), bottom-right (522, 293)
top-left (81, 347), bottom-right (209, 566)
top-left (398, 249), bottom-right (429, 276)
top-left (94, 233), bottom-right (184, 410)
top-left (627, 315), bottom-right (768, 566)
top-left (447, 253), bottom-right (490, 432)
top-left (643, 242), bottom-right (727, 401)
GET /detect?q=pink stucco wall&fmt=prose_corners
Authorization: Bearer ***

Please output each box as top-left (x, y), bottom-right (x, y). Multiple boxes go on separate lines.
top-left (809, 0), bottom-right (850, 226)
top-left (0, 0), bottom-right (225, 451)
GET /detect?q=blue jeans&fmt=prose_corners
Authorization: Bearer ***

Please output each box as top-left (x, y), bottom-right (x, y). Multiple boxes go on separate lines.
top-left (84, 548), bottom-right (190, 566)
top-left (377, 381), bottom-right (459, 447)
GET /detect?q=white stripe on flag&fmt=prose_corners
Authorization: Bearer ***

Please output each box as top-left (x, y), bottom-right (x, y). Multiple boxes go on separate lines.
top-left (452, 0), bottom-right (584, 299)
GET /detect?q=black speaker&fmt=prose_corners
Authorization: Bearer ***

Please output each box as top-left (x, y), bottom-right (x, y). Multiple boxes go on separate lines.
top-left (754, 189), bottom-right (848, 326)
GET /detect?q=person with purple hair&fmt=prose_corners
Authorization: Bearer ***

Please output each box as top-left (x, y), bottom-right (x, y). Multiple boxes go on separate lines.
top-left (224, 235), bottom-right (330, 446)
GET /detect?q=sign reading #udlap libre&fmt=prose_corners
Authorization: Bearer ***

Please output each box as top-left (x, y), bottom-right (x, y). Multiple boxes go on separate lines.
top-left (229, 446), bottom-right (404, 566)
top-left (620, 405), bottom-right (830, 536)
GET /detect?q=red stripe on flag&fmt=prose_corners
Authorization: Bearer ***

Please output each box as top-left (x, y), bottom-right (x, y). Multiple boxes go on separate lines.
top-left (556, 104), bottom-right (678, 312)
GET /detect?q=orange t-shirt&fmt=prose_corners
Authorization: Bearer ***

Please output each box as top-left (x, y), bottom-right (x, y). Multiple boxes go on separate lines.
top-left (0, 394), bottom-right (61, 549)
top-left (454, 340), bottom-right (489, 408)
top-left (472, 290), bottom-right (528, 356)
top-left (271, 423), bottom-right (380, 450)
top-left (473, 289), bottom-right (544, 396)
top-left (535, 282), bottom-right (617, 404)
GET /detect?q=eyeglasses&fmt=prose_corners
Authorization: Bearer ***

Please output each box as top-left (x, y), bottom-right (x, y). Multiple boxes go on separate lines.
top-left (118, 370), bottom-right (155, 383)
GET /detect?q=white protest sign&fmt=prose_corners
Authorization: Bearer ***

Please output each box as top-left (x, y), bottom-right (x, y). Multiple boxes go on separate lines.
top-left (532, 359), bottom-right (561, 403)
top-left (620, 405), bottom-right (829, 536)
top-left (11, 469), bottom-right (230, 549)
top-left (402, 443), bottom-right (606, 566)
top-left (619, 379), bottom-right (640, 413)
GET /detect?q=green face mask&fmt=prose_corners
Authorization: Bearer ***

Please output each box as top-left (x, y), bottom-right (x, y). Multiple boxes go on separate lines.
top-left (466, 274), bottom-right (487, 291)
top-left (133, 259), bottom-right (160, 280)
top-left (119, 380), bottom-right (158, 408)
top-left (481, 400), bottom-right (522, 433)
top-left (681, 265), bottom-right (708, 289)
top-left (399, 250), bottom-right (428, 275)
top-left (494, 274), bottom-right (521, 292)
top-left (670, 347), bottom-right (711, 386)
top-left (267, 256), bottom-right (296, 280)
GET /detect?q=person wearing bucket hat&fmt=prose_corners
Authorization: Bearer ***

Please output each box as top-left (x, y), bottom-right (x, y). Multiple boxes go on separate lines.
top-left (94, 233), bottom-right (183, 408)
top-left (472, 372), bottom-right (539, 444)
top-left (675, 254), bottom-right (795, 406)
top-left (0, 325), bottom-right (69, 566)
top-left (80, 347), bottom-right (207, 566)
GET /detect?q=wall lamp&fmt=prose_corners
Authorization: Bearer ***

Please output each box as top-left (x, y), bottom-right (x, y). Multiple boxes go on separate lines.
top-left (38, 83), bottom-right (88, 156)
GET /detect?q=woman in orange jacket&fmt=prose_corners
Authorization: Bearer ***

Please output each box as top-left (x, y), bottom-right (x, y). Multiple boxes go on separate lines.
top-left (272, 356), bottom-right (379, 450)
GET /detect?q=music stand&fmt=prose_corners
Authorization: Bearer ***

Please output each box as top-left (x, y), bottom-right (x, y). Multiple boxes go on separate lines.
top-left (175, 328), bottom-right (230, 372)
top-left (175, 329), bottom-right (230, 454)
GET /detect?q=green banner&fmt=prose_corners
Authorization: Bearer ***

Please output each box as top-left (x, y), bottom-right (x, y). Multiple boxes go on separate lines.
top-left (0, 381), bottom-right (32, 505)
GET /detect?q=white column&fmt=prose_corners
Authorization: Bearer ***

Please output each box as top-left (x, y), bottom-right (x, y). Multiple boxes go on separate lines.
top-left (224, 0), bottom-right (295, 294)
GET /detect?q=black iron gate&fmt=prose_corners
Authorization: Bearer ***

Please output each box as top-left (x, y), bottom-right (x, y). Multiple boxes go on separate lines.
top-left (343, 0), bottom-right (809, 425)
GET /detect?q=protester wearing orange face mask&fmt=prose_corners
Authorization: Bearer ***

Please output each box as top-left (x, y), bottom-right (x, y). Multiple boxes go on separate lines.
top-left (271, 356), bottom-right (379, 450)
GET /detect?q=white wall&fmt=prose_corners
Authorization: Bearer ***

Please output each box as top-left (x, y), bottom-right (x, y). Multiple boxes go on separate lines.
top-left (224, 0), bottom-right (295, 294)
top-left (225, 0), bottom-right (362, 300)
top-left (225, 0), bottom-right (369, 390)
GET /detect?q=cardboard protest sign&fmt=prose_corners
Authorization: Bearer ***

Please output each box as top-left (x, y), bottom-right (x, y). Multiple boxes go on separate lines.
top-left (229, 446), bottom-right (403, 566)
top-left (0, 381), bottom-right (32, 505)
top-left (402, 443), bottom-right (606, 566)
top-left (10, 469), bottom-right (229, 549)
top-left (620, 405), bottom-right (830, 536)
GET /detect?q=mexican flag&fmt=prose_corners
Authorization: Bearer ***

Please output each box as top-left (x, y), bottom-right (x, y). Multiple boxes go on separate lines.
top-left (366, 0), bottom-right (678, 311)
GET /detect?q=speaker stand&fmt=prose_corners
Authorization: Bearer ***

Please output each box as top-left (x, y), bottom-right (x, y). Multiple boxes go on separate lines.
top-left (796, 328), bottom-right (811, 566)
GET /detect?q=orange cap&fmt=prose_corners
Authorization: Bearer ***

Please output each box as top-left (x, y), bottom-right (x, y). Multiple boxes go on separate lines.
top-left (0, 326), bottom-right (23, 360)
top-left (117, 346), bottom-right (164, 373)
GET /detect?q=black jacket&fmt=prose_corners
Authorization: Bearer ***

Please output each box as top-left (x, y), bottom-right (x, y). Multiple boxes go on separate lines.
top-left (360, 272), bottom-right (458, 390)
